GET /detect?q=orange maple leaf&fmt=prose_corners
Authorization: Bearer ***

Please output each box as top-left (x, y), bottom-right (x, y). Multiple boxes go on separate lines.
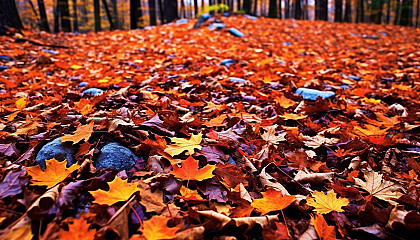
top-left (332, 148), bottom-right (355, 158)
top-left (75, 98), bottom-right (94, 115)
top-left (306, 190), bottom-right (349, 214)
top-left (179, 186), bottom-right (205, 201)
top-left (275, 94), bottom-right (295, 109)
top-left (171, 156), bottom-right (215, 181)
top-left (138, 215), bottom-right (180, 240)
top-left (89, 177), bottom-right (139, 206)
top-left (312, 214), bottom-right (337, 240)
top-left (58, 217), bottom-right (96, 240)
top-left (251, 188), bottom-right (295, 215)
top-left (61, 121), bottom-right (94, 144)
top-left (26, 158), bottom-right (80, 188)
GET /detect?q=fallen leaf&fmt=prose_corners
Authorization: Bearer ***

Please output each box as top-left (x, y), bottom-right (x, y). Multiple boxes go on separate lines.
top-left (306, 189), bottom-right (349, 214)
top-left (15, 97), bottom-right (27, 110)
top-left (89, 177), bottom-right (139, 205)
top-left (164, 132), bottom-right (202, 156)
top-left (312, 214), bottom-right (337, 240)
top-left (61, 121), bottom-right (94, 144)
top-left (26, 158), bottom-right (80, 188)
top-left (251, 188), bottom-right (295, 215)
top-left (139, 215), bottom-right (180, 240)
top-left (58, 217), bottom-right (96, 240)
top-left (2, 223), bottom-right (33, 240)
top-left (171, 155), bottom-right (215, 181)
top-left (179, 186), bottom-right (205, 201)
top-left (354, 170), bottom-right (404, 205)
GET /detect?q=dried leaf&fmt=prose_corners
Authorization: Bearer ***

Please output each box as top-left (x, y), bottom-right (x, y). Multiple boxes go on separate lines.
top-left (171, 156), bottom-right (215, 181)
top-left (26, 158), bottom-right (80, 188)
top-left (306, 189), bottom-right (349, 214)
top-left (61, 121), bottom-right (94, 144)
top-left (89, 177), bottom-right (139, 205)
top-left (58, 217), bottom-right (96, 240)
top-left (164, 133), bottom-right (202, 156)
top-left (139, 215), bottom-right (180, 240)
top-left (251, 188), bottom-right (296, 215)
top-left (312, 214), bottom-right (337, 240)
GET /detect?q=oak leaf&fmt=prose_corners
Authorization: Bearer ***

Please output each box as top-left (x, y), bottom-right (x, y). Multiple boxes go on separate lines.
top-left (312, 214), bottom-right (337, 240)
top-left (140, 215), bottom-right (180, 240)
top-left (26, 158), bottom-right (80, 188)
top-left (354, 170), bottom-right (404, 205)
top-left (58, 217), bottom-right (96, 240)
top-left (171, 156), bottom-right (215, 181)
top-left (306, 190), bottom-right (349, 214)
top-left (61, 121), bottom-right (94, 144)
top-left (89, 177), bottom-right (139, 205)
top-left (251, 188), bottom-right (295, 215)
top-left (164, 132), bottom-right (202, 156)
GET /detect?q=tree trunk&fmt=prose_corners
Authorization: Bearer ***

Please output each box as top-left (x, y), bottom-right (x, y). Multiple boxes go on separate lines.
top-left (101, 0), bottom-right (115, 29)
top-left (157, 0), bottom-right (165, 24)
top-left (0, 0), bottom-right (23, 35)
top-left (294, 0), bottom-right (302, 19)
top-left (278, 0), bottom-right (282, 18)
top-left (385, 0), bottom-right (390, 24)
top-left (237, 0), bottom-right (241, 11)
top-left (416, 0), bottom-right (419, 27)
top-left (400, 0), bottom-right (413, 26)
top-left (180, 0), bottom-right (185, 18)
top-left (344, 0), bottom-right (352, 22)
top-left (334, 0), bottom-right (343, 21)
top-left (394, 0), bottom-right (400, 24)
top-left (269, 0), bottom-right (277, 17)
top-left (94, 0), bottom-right (101, 31)
top-left (243, 0), bottom-right (252, 14)
top-left (254, 0), bottom-right (258, 15)
top-left (285, 0), bottom-right (290, 18)
top-left (111, 0), bottom-right (119, 29)
top-left (149, 0), bottom-right (157, 26)
top-left (38, 0), bottom-right (50, 32)
top-left (58, 0), bottom-right (71, 31)
top-left (194, 0), bottom-right (198, 16)
top-left (356, 0), bottom-right (364, 23)
top-left (164, 0), bottom-right (178, 22)
top-left (72, 0), bottom-right (79, 31)
top-left (54, 0), bottom-right (59, 32)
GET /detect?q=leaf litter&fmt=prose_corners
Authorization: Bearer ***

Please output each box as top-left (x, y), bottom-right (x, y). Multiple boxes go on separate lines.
top-left (0, 15), bottom-right (420, 239)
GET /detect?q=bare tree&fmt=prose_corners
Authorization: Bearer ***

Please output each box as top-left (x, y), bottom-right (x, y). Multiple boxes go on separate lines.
top-left (37, 0), bottom-right (50, 32)
top-left (0, 0), bottom-right (23, 35)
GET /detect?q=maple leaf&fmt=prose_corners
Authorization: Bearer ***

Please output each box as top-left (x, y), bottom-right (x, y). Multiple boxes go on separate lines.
top-left (89, 177), bottom-right (139, 205)
top-left (164, 133), bottom-right (202, 156)
top-left (61, 121), bottom-right (94, 144)
top-left (354, 170), bottom-right (404, 204)
top-left (171, 156), bottom-right (215, 181)
top-left (312, 214), bottom-right (338, 240)
top-left (353, 124), bottom-right (389, 137)
top-left (306, 189), bottom-right (349, 214)
top-left (179, 186), bottom-right (205, 201)
top-left (139, 215), bottom-right (180, 240)
top-left (26, 158), bottom-right (80, 188)
top-left (275, 94), bottom-right (296, 108)
top-left (58, 217), bottom-right (96, 240)
top-left (332, 147), bottom-right (355, 158)
top-left (261, 125), bottom-right (286, 145)
top-left (12, 118), bottom-right (42, 136)
top-left (251, 188), bottom-right (296, 215)
top-left (280, 113), bottom-right (307, 120)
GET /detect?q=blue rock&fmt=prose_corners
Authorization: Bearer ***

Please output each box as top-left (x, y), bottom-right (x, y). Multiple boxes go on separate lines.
top-left (229, 77), bottom-right (247, 83)
top-left (176, 19), bottom-right (188, 24)
top-left (0, 65), bottom-right (10, 71)
top-left (0, 55), bottom-right (13, 61)
top-left (82, 88), bottom-right (103, 96)
top-left (36, 138), bottom-right (77, 169)
top-left (78, 82), bottom-right (88, 87)
top-left (347, 75), bottom-right (361, 81)
top-left (228, 28), bottom-right (244, 37)
top-left (42, 49), bottom-right (58, 54)
top-left (222, 12), bottom-right (230, 17)
top-left (200, 13), bottom-right (211, 20)
top-left (194, 13), bottom-right (211, 29)
top-left (340, 84), bottom-right (351, 90)
top-left (380, 32), bottom-right (389, 36)
top-left (208, 23), bottom-right (226, 30)
top-left (282, 41), bottom-right (292, 46)
top-left (244, 14), bottom-right (257, 20)
top-left (363, 34), bottom-right (379, 40)
top-left (94, 142), bottom-right (138, 171)
top-left (295, 88), bottom-right (335, 100)
top-left (221, 59), bottom-right (235, 67)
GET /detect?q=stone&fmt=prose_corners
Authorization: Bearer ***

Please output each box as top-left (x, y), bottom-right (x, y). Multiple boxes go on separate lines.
top-left (36, 138), bottom-right (77, 169)
top-left (78, 82), bottom-right (88, 87)
top-left (220, 59), bottom-right (235, 67)
top-left (176, 19), bottom-right (188, 24)
top-left (94, 142), bottom-right (138, 171)
top-left (295, 87), bottom-right (335, 100)
top-left (0, 55), bottom-right (13, 62)
top-left (82, 88), bottom-right (103, 96)
top-left (208, 23), bottom-right (226, 30)
top-left (228, 28), bottom-right (244, 37)
top-left (229, 77), bottom-right (247, 83)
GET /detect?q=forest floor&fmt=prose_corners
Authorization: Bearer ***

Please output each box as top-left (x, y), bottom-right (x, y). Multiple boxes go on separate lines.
top-left (0, 15), bottom-right (420, 240)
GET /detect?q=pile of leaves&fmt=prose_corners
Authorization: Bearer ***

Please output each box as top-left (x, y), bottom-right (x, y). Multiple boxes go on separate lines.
top-left (0, 15), bottom-right (420, 239)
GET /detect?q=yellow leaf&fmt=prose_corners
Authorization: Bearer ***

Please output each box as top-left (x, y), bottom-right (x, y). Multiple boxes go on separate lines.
top-left (354, 170), bottom-right (404, 205)
top-left (179, 186), bottom-right (205, 201)
top-left (251, 188), bottom-right (295, 215)
top-left (26, 158), bottom-right (80, 188)
top-left (61, 121), bottom-right (94, 144)
top-left (171, 156), bottom-right (215, 181)
top-left (58, 217), bottom-right (96, 240)
top-left (15, 97), bottom-right (27, 110)
top-left (280, 113), bottom-right (307, 120)
top-left (2, 223), bottom-right (33, 240)
top-left (89, 177), bottom-right (139, 205)
top-left (164, 133), bottom-right (202, 156)
top-left (140, 215), bottom-right (180, 240)
top-left (306, 189), bottom-right (349, 214)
